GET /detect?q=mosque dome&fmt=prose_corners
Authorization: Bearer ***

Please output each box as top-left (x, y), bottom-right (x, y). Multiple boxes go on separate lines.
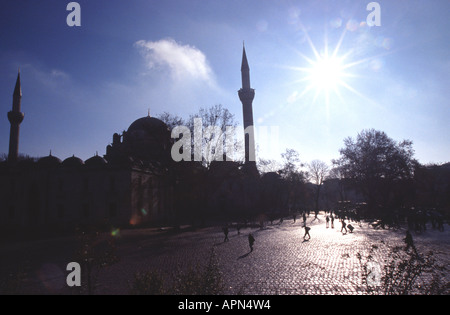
top-left (62, 155), bottom-right (84, 167)
top-left (127, 116), bottom-right (170, 135)
top-left (122, 116), bottom-right (171, 163)
top-left (85, 154), bottom-right (107, 167)
top-left (38, 153), bottom-right (62, 167)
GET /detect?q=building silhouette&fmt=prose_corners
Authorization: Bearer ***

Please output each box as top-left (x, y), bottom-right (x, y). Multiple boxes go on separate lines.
top-left (0, 47), bottom-right (263, 237)
top-left (0, 116), bottom-right (175, 236)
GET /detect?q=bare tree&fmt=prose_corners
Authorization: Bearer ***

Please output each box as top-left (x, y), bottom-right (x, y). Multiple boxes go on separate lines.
top-left (280, 149), bottom-right (307, 211)
top-left (280, 149), bottom-right (302, 180)
top-left (159, 105), bottom-right (243, 166)
top-left (333, 129), bottom-right (417, 217)
top-left (328, 163), bottom-right (348, 203)
top-left (257, 158), bottom-right (281, 174)
top-left (187, 104), bottom-right (243, 167)
top-left (157, 112), bottom-right (186, 131)
top-left (308, 160), bottom-right (329, 213)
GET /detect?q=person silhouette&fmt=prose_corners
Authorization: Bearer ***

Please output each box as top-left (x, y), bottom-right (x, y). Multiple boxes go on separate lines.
top-left (303, 226), bottom-right (311, 240)
top-left (404, 230), bottom-right (414, 251)
top-left (331, 215), bottom-right (335, 229)
top-left (326, 215), bottom-right (330, 228)
top-left (437, 217), bottom-right (444, 232)
top-left (223, 226), bottom-right (229, 242)
top-left (302, 212), bottom-right (307, 226)
top-left (248, 233), bottom-right (255, 252)
top-left (341, 219), bottom-right (347, 234)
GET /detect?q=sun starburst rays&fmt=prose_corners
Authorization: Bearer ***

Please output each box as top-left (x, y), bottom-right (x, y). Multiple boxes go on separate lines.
top-left (291, 25), bottom-right (372, 113)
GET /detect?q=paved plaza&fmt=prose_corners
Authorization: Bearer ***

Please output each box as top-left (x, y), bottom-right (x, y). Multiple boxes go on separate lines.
top-left (1, 213), bottom-right (449, 295)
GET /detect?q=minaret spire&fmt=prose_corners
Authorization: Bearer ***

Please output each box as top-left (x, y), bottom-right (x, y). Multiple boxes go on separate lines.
top-left (241, 44), bottom-right (251, 89)
top-left (8, 69), bottom-right (25, 163)
top-left (238, 44), bottom-right (257, 175)
top-left (14, 68), bottom-right (22, 94)
top-left (13, 68), bottom-right (22, 111)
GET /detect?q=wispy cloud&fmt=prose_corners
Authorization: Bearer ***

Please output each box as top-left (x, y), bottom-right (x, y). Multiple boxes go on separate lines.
top-left (135, 38), bottom-right (215, 85)
top-left (20, 64), bottom-right (71, 92)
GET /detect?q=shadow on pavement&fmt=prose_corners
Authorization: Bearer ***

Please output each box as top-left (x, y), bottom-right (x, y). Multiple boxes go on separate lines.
top-left (238, 252), bottom-right (252, 259)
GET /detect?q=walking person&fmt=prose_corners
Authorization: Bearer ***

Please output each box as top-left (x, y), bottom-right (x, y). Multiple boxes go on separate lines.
top-left (404, 230), bottom-right (414, 251)
top-left (341, 219), bottom-right (347, 234)
top-left (404, 229), bottom-right (420, 257)
top-left (223, 226), bottom-right (229, 242)
top-left (303, 226), bottom-right (311, 240)
top-left (437, 217), bottom-right (444, 232)
top-left (331, 214), bottom-right (335, 229)
top-left (326, 215), bottom-right (330, 228)
top-left (302, 212), bottom-right (307, 227)
top-left (248, 233), bottom-right (255, 252)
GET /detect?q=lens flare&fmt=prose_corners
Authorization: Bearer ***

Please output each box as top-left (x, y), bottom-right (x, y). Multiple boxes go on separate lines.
top-left (111, 228), bottom-right (120, 237)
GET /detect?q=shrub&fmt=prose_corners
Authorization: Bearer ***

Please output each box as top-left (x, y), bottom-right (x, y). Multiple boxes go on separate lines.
top-left (357, 243), bottom-right (449, 295)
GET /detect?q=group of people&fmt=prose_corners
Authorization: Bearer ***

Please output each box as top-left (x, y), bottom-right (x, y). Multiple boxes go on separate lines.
top-left (222, 225), bottom-right (255, 252)
top-left (221, 210), bottom-right (432, 259)
top-left (302, 213), bottom-right (355, 240)
top-left (407, 210), bottom-right (445, 233)
top-left (222, 212), bottom-right (358, 250)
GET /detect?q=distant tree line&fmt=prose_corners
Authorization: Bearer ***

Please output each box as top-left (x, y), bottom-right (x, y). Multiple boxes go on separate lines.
top-left (1, 106), bottom-right (448, 228)
top-left (0, 153), bottom-right (38, 163)
top-left (160, 106), bottom-right (449, 227)
top-left (331, 129), bottom-right (449, 225)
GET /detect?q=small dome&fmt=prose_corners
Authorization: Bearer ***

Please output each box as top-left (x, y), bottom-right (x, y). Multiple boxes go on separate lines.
top-left (85, 154), bottom-right (107, 167)
top-left (62, 155), bottom-right (84, 167)
top-left (38, 154), bottom-right (62, 167)
top-left (127, 116), bottom-right (169, 135)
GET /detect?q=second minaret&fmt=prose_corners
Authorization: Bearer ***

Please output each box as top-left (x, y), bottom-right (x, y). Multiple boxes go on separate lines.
top-left (8, 70), bottom-right (24, 163)
top-left (238, 45), bottom-right (256, 167)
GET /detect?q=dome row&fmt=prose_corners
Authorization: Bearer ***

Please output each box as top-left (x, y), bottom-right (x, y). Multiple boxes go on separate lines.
top-left (36, 116), bottom-right (170, 168)
top-left (38, 154), bottom-right (107, 167)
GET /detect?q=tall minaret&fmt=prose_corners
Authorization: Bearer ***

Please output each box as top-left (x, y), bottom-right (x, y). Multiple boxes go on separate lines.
top-left (7, 70), bottom-right (24, 163)
top-left (238, 44), bottom-right (257, 172)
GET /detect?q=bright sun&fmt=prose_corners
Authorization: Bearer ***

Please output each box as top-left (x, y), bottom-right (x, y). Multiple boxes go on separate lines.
top-left (286, 23), bottom-right (390, 118)
top-left (290, 26), bottom-right (367, 107)
top-left (308, 55), bottom-right (345, 91)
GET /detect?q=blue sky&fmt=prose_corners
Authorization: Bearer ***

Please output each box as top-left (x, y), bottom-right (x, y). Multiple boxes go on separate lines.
top-left (1, 0), bottom-right (449, 165)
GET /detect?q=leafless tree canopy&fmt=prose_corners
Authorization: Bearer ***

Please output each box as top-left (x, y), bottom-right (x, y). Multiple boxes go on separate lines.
top-left (158, 104), bottom-right (243, 167)
top-left (333, 129), bottom-right (417, 213)
top-left (308, 160), bottom-right (329, 186)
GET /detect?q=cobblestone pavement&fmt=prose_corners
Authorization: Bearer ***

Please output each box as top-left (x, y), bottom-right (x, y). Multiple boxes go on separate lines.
top-left (1, 213), bottom-right (449, 295)
top-left (98, 214), bottom-right (450, 295)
